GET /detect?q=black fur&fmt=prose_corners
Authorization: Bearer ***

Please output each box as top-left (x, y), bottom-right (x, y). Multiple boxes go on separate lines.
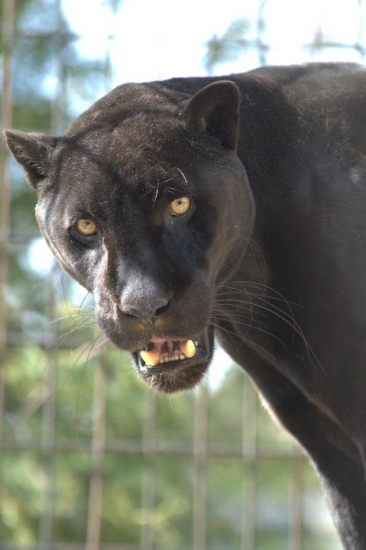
top-left (5, 62), bottom-right (366, 547)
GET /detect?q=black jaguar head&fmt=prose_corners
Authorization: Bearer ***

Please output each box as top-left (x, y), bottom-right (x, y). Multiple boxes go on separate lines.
top-left (4, 79), bottom-right (255, 393)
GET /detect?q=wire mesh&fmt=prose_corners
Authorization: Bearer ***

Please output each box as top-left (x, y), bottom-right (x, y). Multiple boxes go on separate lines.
top-left (2, 0), bottom-right (365, 548)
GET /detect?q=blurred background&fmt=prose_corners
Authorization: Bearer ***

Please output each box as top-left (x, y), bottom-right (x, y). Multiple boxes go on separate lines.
top-left (1, 0), bottom-right (365, 548)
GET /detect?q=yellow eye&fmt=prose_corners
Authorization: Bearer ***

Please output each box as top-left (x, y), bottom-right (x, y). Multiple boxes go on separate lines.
top-left (170, 196), bottom-right (191, 216)
top-left (75, 218), bottom-right (97, 236)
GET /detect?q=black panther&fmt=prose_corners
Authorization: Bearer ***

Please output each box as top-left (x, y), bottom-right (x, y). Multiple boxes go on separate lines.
top-left (5, 62), bottom-right (366, 548)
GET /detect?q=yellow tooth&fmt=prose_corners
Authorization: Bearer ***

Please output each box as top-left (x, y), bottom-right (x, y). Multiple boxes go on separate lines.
top-left (182, 339), bottom-right (196, 359)
top-left (140, 349), bottom-right (160, 367)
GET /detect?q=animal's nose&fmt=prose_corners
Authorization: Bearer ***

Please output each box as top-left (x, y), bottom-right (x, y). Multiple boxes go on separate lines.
top-left (119, 295), bottom-right (170, 325)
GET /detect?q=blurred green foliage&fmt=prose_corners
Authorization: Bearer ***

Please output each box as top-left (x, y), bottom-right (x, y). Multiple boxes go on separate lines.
top-left (3, 341), bottom-right (342, 547)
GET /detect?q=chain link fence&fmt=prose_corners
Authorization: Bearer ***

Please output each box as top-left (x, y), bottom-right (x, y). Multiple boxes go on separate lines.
top-left (1, 0), bottom-right (365, 548)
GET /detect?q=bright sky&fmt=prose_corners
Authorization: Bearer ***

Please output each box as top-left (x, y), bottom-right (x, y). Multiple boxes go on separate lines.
top-left (62, 0), bottom-right (366, 85)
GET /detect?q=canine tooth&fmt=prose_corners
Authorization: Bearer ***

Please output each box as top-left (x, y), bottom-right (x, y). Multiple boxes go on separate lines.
top-left (182, 339), bottom-right (196, 359)
top-left (140, 349), bottom-right (160, 367)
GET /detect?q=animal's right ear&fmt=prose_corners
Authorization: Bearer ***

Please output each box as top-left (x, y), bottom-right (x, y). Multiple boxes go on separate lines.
top-left (3, 129), bottom-right (56, 190)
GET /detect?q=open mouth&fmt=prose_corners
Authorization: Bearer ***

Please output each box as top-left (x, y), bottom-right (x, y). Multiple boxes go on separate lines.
top-left (132, 330), bottom-right (213, 393)
top-left (139, 338), bottom-right (198, 367)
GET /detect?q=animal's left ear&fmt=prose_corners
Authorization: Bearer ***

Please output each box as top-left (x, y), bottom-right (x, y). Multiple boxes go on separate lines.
top-left (183, 80), bottom-right (240, 152)
top-left (3, 129), bottom-right (56, 191)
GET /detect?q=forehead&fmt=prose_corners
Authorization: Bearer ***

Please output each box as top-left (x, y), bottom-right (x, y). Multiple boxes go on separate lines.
top-left (57, 108), bottom-right (215, 195)
top-left (57, 126), bottom-right (192, 189)
top-left (51, 130), bottom-right (200, 221)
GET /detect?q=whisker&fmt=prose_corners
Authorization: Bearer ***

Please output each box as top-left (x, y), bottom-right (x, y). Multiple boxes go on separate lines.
top-left (78, 291), bottom-right (94, 310)
top-left (165, 166), bottom-right (188, 187)
top-left (43, 312), bottom-right (92, 329)
top-left (212, 312), bottom-right (288, 353)
top-left (211, 319), bottom-right (277, 364)
top-left (73, 332), bottom-right (109, 366)
top-left (213, 279), bottom-right (323, 370)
